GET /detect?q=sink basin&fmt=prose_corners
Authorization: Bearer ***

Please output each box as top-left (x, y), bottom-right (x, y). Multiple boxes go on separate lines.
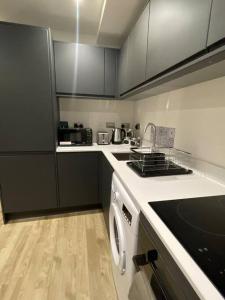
top-left (112, 152), bottom-right (132, 161)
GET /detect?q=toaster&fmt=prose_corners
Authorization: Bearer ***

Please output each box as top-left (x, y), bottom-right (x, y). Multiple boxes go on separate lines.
top-left (97, 131), bottom-right (110, 145)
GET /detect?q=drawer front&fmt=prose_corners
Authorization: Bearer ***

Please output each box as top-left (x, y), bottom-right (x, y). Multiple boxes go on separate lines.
top-left (0, 154), bottom-right (57, 213)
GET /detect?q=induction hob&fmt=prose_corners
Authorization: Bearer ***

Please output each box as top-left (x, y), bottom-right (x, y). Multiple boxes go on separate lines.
top-left (149, 196), bottom-right (225, 298)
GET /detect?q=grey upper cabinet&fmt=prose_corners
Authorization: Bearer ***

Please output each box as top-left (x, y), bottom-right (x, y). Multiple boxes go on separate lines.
top-left (54, 42), bottom-right (105, 96)
top-left (0, 22), bottom-right (56, 152)
top-left (118, 37), bottom-right (129, 95)
top-left (207, 0), bottom-right (225, 47)
top-left (0, 154), bottom-right (57, 213)
top-left (146, 0), bottom-right (212, 79)
top-left (104, 48), bottom-right (119, 97)
top-left (127, 3), bottom-right (150, 90)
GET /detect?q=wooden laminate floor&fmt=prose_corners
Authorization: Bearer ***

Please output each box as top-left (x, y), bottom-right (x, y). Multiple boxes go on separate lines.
top-left (0, 210), bottom-right (118, 300)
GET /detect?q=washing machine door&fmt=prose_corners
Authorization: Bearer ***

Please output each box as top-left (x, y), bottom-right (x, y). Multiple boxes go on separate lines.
top-left (109, 202), bottom-right (126, 275)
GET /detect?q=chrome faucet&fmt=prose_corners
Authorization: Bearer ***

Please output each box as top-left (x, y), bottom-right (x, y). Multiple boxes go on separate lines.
top-left (143, 122), bottom-right (157, 152)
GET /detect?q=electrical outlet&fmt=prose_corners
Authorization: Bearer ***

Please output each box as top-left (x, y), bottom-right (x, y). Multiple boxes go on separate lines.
top-left (121, 123), bottom-right (130, 129)
top-left (106, 122), bottom-right (115, 128)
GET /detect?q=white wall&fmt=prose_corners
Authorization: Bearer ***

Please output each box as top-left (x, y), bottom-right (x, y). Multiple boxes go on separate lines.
top-left (59, 98), bottom-right (135, 141)
top-left (59, 76), bottom-right (225, 168)
top-left (134, 76), bottom-right (225, 168)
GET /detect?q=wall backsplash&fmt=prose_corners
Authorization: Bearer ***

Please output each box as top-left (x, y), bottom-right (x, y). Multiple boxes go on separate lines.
top-left (134, 76), bottom-right (225, 168)
top-left (59, 98), bottom-right (135, 142)
top-left (59, 75), bottom-right (225, 168)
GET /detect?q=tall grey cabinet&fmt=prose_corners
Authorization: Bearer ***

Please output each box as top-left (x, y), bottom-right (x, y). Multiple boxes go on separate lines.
top-left (146, 0), bottom-right (212, 79)
top-left (0, 23), bottom-right (56, 152)
top-left (207, 0), bottom-right (225, 47)
top-left (0, 22), bottom-right (57, 219)
top-left (127, 3), bottom-right (150, 90)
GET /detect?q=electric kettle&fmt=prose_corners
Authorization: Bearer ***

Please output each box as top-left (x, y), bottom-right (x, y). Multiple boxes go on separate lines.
top-left (112, 128), bottom-right (126, 144)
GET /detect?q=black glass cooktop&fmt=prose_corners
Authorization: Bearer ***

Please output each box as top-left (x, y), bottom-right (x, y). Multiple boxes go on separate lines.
top-left (149, 196), bottom-right (225, 298)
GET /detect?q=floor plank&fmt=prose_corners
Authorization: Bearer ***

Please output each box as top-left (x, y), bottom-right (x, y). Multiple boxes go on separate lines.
top-left (0, 210), bottom-right (118, 300)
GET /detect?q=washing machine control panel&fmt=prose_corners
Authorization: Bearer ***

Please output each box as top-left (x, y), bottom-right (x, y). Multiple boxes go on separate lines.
top-left (122, 204), bottom-right (132, 225)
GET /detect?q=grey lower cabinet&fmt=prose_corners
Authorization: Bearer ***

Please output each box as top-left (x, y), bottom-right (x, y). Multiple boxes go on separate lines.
top-left (207, 0), bottom-right (225, 46)
top-left (54, 42), bottom-right (105, 96)
top-left (0, 22), bottom-right (56, 152)
top-left (127, 3), bottom-right (150, 90)
top-left (0, 154), bottom-right (57, 214)
top-left (99, 153), bottom-right (114, 236)
top-left (118, 37), bottom-right (129, 95)
top-left (57, 153), bottom-right (100, 208)
top-left (104, 48), bottom-right (119, 97)
top-left (57, 152), bottom-right (113, 232)
top-left (146, 0), bottom-right (212, 79)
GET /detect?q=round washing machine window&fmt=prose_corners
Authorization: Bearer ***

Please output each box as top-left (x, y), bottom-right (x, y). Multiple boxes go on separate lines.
top-left (109, 202), bottom-right (126, 275)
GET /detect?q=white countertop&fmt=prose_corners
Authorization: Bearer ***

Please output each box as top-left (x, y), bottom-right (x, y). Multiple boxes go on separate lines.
top-left (57, 144), bottom-right (225, 300)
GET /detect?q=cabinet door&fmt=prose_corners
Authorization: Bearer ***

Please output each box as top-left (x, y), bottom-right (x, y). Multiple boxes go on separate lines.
top-left (118, 37), bottom-right (129, 95)
top-left (146, 0), bottom-right (212, 79)
top-left (99, 153), bottom-right (113, 236)
top-left (127, 3), bottom-right (150, 90)
top-left (57, 153), bottom-right (99, 208)
top-left (0, 23), bottom-right (55, 152)
top-left (54, 42), bottom-right (104, 96)
top-left (104, 48), bottom-right (119, 97)
top-left (207, 0), bottom-right (225, 46)
top-left (0, 154), bottom-right (57, 213)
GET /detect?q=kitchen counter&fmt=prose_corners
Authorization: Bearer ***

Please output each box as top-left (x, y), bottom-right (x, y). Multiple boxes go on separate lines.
top-left (57, 144), bottom-right (225, 300)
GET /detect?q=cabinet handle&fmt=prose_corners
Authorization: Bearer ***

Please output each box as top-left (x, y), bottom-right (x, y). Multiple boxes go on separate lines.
top-left (133, 250), bottom-right (170, 300)
top-left (133, 253), bottom-right (147, 272)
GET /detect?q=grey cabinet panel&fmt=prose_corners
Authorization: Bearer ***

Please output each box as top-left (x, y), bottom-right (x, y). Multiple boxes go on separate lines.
top-left (127, 3), bottom-right (150, 90)
top-left (104, 48), bottom-right (119, 97)
top-left (118, 37), bottom-right (129, 95)
top-left (138, 212), bottom-right (200, 300)
top-left (99, 153), bottom-right (113, 236)
top-left (57, 153), bottom-right (99, 208)
top-left (0, 22), bottom-right (55, 152)
top-left (207, 0), bottom-right (225, 46)
top-left (54, 42), bottom-right (104, 95)
top-left (146, 0), bottom-right (212, 79)
top-left (0, 154), bottom-right (57, 213)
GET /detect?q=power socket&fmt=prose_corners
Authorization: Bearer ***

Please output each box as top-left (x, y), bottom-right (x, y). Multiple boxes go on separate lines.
top-left (121, 123), bottom-right (130, 129)
top-left (106, 122), bottom-right (115, 128)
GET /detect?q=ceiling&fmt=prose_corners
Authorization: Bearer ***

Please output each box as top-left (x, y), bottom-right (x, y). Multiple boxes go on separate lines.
top-left (97, 0), bottom-right (149, 47)
top-left (0, 0), bottom-right (148, 48)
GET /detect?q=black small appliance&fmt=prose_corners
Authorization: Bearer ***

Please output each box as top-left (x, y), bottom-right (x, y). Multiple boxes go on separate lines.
top-left (58, 125), bottom-right (92, 146)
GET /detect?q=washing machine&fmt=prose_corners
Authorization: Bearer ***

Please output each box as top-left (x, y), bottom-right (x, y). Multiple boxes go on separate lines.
top-left (109, 173), bottom-right (139, 300)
